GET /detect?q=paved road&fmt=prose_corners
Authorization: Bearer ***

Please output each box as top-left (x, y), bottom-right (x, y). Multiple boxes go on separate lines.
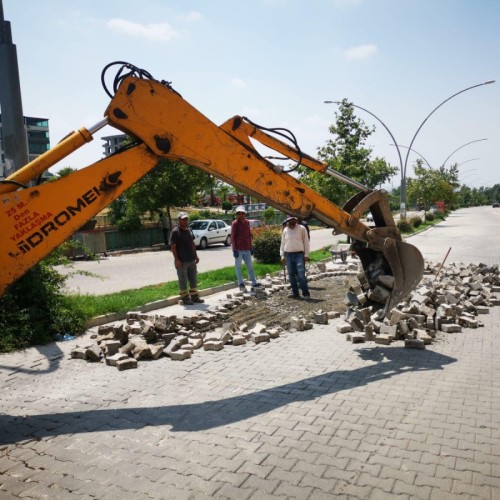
top-left (59, 227), bottom-right (343, 295)
top-left (61, 206), bottom-right (500, 295)
top-left (408, 206), bottom-right (500, 266)
top-left (1, 206), bottom-right (499, 499)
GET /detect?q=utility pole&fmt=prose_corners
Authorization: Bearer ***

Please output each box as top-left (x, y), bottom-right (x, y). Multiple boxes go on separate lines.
top-left (0, 0), bottom-right (29, 178)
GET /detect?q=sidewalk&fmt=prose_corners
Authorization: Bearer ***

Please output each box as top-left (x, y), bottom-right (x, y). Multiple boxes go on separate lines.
top-left (1, 261), bottom-right (500, 499)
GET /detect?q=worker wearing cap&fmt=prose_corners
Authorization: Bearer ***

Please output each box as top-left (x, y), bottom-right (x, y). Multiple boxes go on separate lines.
top-left (280, 216), bottom-right (311, 300)
top-left (169, 212), bottom-right (204, 305)
top-left (231, 206), bottom-right (260, 291)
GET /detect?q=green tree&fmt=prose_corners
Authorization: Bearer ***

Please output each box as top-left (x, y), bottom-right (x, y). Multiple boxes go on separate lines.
top-left (109, 159), bottom-right (213, 231)
top-left (406, 160), bottom-right (457, 211)
top-left (299, 99), bottom-right (397, 205)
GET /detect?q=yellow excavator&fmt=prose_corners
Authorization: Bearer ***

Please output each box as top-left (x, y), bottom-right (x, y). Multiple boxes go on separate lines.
top-left (0, 62), bottom-right (423, 312)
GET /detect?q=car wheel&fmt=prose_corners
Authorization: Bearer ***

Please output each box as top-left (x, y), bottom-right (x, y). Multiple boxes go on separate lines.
top-left (199, 237), bottom-right (208, 250)
top-left (224, 235), bottom-right (231, 246)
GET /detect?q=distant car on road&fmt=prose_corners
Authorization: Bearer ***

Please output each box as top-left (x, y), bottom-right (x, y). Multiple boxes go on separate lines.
top-left (189, 219), bottom-right (231, 249)
top-left (366, 212), bottom-right (374, 222)
top-left (493, 202), bottom-right (499, 208)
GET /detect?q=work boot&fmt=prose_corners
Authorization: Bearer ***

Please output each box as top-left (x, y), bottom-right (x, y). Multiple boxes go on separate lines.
top-left (181, 297), bottom-right (194, 305)
top-left (239, 283), bottom-right (246, 291)
top-left (191, 295), bottom-right (204, 303)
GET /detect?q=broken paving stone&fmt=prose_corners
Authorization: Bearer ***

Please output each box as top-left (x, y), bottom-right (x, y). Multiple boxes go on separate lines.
top-left (378, 274), bottom-right (395, 289)
top-left (85, 344), bottom-right (102, 362)
top-left (116, 358), bottom-right (138, 370)
top-left (313, 311), bottom-right (329, 325)
top-left (441, 323), bottom-right (462, 333)
top-left (346, 333), bottom-right (365, 343)
top-left (231, 335), bottom-right (247, 346)
top-left (374, 334), bottom-right (392, 345)
top-left (337, 322), bottom-right (353, 334)
top-left (132, 343), bottom-right (152, 360)
top-left (458, 316), bottom-right (479, 328)
top-left (149, 344), bottom-right (165, 360)
top-left (188, 338), bottom-right (203, 349)
top-left (203, 340), bottom-right (224, 351)
top-left (290, 317), bottom-right (306, 331)
top-left (169, 349), bottom-right (192, 361)
top-left (476, 306), bottom-right (489, 314)
top-left (105, 353), bottom-right (129, 366)
top-left (250, 323), bottom-right (268, 335)
top-left (101, 340), bottom-right (121, 357)
top-left (405, 338), bottom-right (425, 349)
top-left (267, 329), bottom-right (280, 339)
top-left (70, 348), bottom-right (87, 360)
top-left (251, 332), bottom-right (270, 344)
top-left (327, 311), bottom-right (341, 319)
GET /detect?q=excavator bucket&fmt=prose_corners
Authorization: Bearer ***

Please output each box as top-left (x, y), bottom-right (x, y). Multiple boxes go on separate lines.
top-left (383, 239), bottom-right (425, 311)
top-left (343, 191), bottom-right (425, 313)
top-left (353, 239), bottom-right (424, 314)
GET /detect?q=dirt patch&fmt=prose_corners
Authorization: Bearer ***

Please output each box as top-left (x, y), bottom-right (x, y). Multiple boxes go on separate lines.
top-left (228, 275), bottom-right (358, 329)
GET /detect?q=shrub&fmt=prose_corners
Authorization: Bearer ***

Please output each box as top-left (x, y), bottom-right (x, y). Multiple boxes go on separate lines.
top-left (425, 211), bottom-right (435, 221)
top-left (252, 227), bottom-right (282, 264)
top-left (410, 216), bottom-right (422, 228)
top-left (397, 218), bottom-right (413, 233)
top-left (221, 200), bottom-right (232, 213)
top-left (262, 206), bottom-right (276, 225)
top-left (0, 261), bottom-right (87, 352)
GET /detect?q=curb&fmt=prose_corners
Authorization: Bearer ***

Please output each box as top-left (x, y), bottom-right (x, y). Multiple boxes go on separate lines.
top-left (84, 281), bottom-right (238, 329)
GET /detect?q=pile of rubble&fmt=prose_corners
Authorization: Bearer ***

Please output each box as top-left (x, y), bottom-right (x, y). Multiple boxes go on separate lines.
top-left (70, 260), bottom-right (499, 370)
top-left (338, 261), bottom-right (500, 349)
top-left (70, 263), bottom-right (355, 370)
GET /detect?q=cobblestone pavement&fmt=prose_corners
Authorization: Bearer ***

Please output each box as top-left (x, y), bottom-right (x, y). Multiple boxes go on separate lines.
top-left (1, 289), bottom-right (500, 499)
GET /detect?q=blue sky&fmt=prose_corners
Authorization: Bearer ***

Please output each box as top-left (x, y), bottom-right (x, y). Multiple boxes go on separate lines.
top-left (3, 0), bottom-right (498, 188)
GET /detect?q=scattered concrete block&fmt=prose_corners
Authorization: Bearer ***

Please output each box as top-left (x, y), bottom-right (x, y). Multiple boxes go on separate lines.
top-left (441, 323), bottom-right (462, 333)
top-left (116, 358), bottom-right (138, 370)
top-left (251, 333), bottom-right (270, 344)
top-left (337, 322), bottom-right (353, 334)
top-left (405, 338), bottom-right (425, 349)
top-left (203, 341), bottom-right (224, 351)
top-left (85, 344), bottom-right (101, 362)
top-left (231, 335), bottom-right (247, 346)
top-left (105, 353), bottom-right (129, 366)
top-left (374, 334), bottom-right (392, 345)
top-left (170, 349), bottom-right (192, 361)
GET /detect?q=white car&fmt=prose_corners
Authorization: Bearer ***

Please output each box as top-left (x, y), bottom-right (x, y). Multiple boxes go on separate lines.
top-left (189, 219), bottom-right (231, 249)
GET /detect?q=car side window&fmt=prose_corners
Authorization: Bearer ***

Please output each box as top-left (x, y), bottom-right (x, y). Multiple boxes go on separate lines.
top-left (216, 221), bottom-right (225, 229)
top-left (208, 222), bottom-right (216, 230)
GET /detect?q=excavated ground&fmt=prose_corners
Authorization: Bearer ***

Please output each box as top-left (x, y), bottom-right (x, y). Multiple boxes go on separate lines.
top-left (228, 274), bottom-right (359, 329)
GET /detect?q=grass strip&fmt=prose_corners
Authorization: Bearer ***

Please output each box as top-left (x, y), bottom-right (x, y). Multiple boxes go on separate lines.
top-left (67, 247), bottom-right (332, 320)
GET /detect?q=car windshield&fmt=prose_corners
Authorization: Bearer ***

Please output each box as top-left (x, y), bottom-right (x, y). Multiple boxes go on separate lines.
top-left (189, 221), bottom-right (208, 230)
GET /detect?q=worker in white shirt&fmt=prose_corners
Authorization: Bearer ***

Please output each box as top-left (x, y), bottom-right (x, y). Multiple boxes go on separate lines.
top-left (280, 216), bottom-right (311, 300)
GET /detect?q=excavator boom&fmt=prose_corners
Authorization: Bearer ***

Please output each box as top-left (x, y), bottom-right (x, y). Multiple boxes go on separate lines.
top-left (0, 63), bottom-right (424, 311)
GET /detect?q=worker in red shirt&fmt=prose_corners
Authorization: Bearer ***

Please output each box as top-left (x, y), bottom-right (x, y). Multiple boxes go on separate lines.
top-left (231, 206), bottom-right (260, 291)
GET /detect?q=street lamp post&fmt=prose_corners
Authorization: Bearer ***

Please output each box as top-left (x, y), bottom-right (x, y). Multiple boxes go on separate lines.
top-left (390, 144), bottom-right (432, 168)
top-left (325, 79), bottom-right (495, 219)
top-left (441, 138), bottom-right (487, 167)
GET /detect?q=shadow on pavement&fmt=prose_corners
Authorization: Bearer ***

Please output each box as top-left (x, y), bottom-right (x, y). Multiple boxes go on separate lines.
top-left (0, 347), bottom-right (456, 445)
top-left (0, 343), bottom-right (65, 376)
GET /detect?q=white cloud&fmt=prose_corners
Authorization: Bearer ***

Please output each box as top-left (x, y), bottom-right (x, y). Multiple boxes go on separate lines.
top-left (343, 43), bottom-right (377, 60)
top-left (230, 77), bottom-right (247, 88)
top-left (186, 11), bottom-right (202, 21)
top-left (106, 18), bottom-right (184, 42)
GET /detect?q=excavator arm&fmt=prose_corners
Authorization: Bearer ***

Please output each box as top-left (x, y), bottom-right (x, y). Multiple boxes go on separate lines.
top-left (0, 63), bottom-right (424, 311)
